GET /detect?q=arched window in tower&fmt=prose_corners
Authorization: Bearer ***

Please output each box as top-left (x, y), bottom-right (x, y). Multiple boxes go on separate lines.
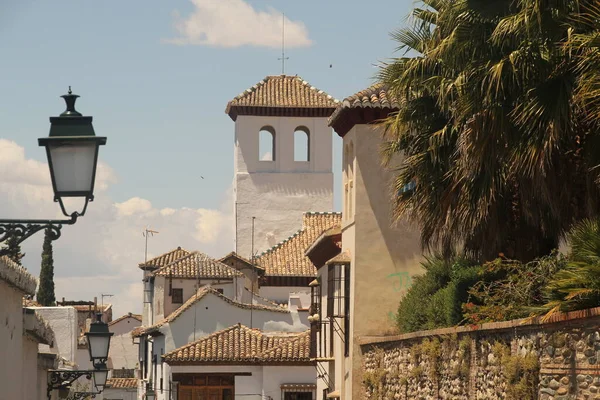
top-left (259, 126), bottom-right (276, 161)
top-left (294, 126), bottom-right (310, 162)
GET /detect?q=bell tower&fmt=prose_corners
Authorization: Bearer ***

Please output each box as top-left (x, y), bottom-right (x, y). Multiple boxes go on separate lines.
top-left (226, 75), bottom-right (338, 259)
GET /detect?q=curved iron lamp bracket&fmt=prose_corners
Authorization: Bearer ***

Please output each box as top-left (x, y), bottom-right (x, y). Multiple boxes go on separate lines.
top-left (0, 212), bottom-right (79, 257)
top-left (47, 370), bottom-right (93, 400)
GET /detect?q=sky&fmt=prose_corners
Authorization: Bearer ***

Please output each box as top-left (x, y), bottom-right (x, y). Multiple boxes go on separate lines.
top-left (0, 0), bottom-right (414, 316)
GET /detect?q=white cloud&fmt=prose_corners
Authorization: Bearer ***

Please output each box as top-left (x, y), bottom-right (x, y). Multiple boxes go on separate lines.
top-left (165, 0), bottom-right (312, 48)
top-left (0, 139), bottom-right (233, 317)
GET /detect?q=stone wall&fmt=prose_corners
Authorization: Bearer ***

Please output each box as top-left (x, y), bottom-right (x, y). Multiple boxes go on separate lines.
top-left (360, 307), bottom-right (600, 400)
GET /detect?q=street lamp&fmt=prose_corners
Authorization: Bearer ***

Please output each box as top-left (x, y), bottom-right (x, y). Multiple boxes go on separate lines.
top-left (145, 383), bottom-right (156, 400)
top-left (0, 87), bottom-right (106, 255)
top-left (38, 87), bottom-right (106, 216)
top-left (86, 313), bottom-right (113, 368)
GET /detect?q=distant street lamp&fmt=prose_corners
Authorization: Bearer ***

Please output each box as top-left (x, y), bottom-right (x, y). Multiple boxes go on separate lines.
top-left (0, 87), bottom-right (106, 255)
top-left (145, 383), bottom-right (156, 400)
top-left (86, 313), bottom-right (114, 368)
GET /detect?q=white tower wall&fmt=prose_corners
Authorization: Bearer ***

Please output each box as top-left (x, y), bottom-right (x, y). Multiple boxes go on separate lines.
top-left (234, 115), bottom-right (333, 259)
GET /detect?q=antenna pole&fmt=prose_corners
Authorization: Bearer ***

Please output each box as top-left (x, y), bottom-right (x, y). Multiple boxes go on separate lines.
top-left (278, 13), bottom-right (289, 74)
top-left (251, 217), bottom-right (256, 329)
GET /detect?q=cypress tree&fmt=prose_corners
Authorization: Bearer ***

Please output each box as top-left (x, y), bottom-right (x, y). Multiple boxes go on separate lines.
top-left (37, 228), bottom-right (55, 306)
top-left (2, 234), bottom-right (24, 265)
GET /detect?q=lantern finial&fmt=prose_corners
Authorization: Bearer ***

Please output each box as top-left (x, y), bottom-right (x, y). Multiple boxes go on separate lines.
top-left (60, 87), bottom-right (82, 117)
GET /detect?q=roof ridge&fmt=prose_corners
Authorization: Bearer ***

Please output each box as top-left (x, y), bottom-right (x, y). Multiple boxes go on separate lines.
top-left (256, 228), bottom-right (306, 258)
top-left (259, 330), bottom-right (310, 358)
top-left (133, 286), bottom-right (289, 337)
top-left (137, 246), bottom-right (189, 267)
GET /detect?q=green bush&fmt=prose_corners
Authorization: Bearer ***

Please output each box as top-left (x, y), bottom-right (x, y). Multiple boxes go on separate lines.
top-left (396, 256), bottom-right (480, 333)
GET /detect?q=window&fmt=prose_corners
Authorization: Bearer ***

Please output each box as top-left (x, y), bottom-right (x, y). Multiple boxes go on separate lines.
top-left (284, 393), bottom-right (313, 400)
top-left (259, 126), bottom-right (276, 161)
top-left (327, 264), bottom-right (349, 318)
top-left (294, 126), bottom-right (310, 161)
top-left (172, 288), bottom-right (183, 304)
top-left (326, 262), bottom-right (350, 357)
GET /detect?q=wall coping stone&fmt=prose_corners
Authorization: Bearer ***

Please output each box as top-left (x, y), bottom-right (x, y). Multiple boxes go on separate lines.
top-left (0, 255), bottom-right (37, 295)
top-left (359, 306), bottom-right (600, 346)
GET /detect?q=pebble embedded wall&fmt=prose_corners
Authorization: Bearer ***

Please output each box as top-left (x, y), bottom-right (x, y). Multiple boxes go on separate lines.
top-left (361, 309), bottom-right (600, 400)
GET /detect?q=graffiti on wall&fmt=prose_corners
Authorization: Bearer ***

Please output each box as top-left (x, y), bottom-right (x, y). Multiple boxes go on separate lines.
top-left (386, 271), bottom-right (413, 324)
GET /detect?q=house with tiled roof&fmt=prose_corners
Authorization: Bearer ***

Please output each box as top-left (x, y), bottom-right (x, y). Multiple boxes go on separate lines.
top-left (145, 251), bottom-right (245, 322)
top-left (104, 377), bottom-right (138, 400)
top-left (228, 75), bottom-right (337, 263)
top-left (161, 323), bottom-right (316, 399)
top-left (135, 285), bottom-right (311, 400)
top-left (304, 84), bottom-right (424, 400)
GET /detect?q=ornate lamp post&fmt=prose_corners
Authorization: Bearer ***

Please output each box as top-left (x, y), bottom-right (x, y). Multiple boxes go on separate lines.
top-left (0, 87), bottom-right (106, 255)
top-left (47, 314), bottom-right (113, 399)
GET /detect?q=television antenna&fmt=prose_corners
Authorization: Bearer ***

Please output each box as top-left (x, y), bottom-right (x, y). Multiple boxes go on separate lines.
top-left (143, 227), bottom-right (159, 264)
top-left (278, 13), bottom-right (289, 74)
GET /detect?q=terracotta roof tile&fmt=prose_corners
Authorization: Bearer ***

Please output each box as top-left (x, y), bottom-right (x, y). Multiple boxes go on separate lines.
top-left (106, 378), bottom-right (138, 389)
top-left (326, 250), bottom-right (351, 265)
top-left (226, 75), bottom-right (339, 120)
top-left (255, 212), bottom-right (342, 277)
top-left (329, 84), bottom-right (398, 125)
top-left (162, 323), bottom-right (310, 365)
top-left (154, 251), bottom-right (244, 279)
top-left (132, 286), bottom-right (289, 337)
top-left (138, 247), bottom-right (190, 270)
top-left (70, 304), bottom-right (111, 312)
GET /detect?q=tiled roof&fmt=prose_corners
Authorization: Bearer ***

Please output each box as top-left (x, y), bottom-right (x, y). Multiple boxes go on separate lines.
top-left (109, 312), bottom-right (142, 326)
top-left (138, 247), bottom-right (190, 270)
top-left (132, 286), bottom-right (289, 337)
top-left (219, 251), bottom-right (264, 270)
top-left (153, 251), bottom-right (244, 279)
top-left (255, 212), bottom-right (342, 277)
top-left (329, 84), bottom-right (399, 136)
top-left (226, 75), bottom-right (339, 120)
top-left (162, 323), bottom-right (311, 365)
top-left (326, 250), bottom-right (351, 265)
top-left (0, 256), bottom-right (37, 295)
top-left (70, 304), bottom-right (111, 313)
top-left (106, 378), bottom-right (138, 389)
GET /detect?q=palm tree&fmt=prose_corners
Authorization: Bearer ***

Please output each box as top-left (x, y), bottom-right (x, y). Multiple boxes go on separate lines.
top-left (541, 218), bottom-right (600, 319)
top-left (379, 0), bottom-right (600, 261)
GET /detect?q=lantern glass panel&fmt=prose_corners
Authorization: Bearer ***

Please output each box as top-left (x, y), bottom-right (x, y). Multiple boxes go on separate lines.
top-left (93, 369), bottom-right (108, 389)
top-left (88, 333), bottom-right (110, 361)
top-left (48, 141), bottom-right (97, 194)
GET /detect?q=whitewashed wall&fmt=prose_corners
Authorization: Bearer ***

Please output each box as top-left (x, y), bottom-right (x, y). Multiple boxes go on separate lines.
top-left (154, 277), bottom-right (239, 320)
top-left (160, 292), bottom-right (307, 352)
top-left (234, 114), bottom-right (334, 258)
top-left (262, 366), bottom-right (317, 400)
top-left (109, 316), bottom-right (141, 370)
top-left (0, 279), bottom-right (25, 400)
top-left (35, 307), bottom-right (78, 365)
